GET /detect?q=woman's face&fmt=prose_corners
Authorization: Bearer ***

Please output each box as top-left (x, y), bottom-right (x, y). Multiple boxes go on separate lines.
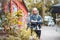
top-left (32, 10), bottom-right (38, 15)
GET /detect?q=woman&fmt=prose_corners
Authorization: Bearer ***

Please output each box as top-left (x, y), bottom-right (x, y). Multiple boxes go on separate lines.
top-left (30, 7), bottom-right (43, 39)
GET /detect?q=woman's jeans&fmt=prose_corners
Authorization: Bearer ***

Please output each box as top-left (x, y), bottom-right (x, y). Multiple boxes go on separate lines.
top-left (31, 22), bottom-right (41, 38)
top-left (34, 30), bottom-right (41, 38)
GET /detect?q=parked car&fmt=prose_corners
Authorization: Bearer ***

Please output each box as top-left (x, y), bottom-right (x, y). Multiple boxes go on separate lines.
top-left (44, 16), bottom-right (55, 26)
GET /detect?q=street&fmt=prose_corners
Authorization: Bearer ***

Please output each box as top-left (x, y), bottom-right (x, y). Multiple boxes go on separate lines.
top-left (41, 26), bottom-right (60, 40)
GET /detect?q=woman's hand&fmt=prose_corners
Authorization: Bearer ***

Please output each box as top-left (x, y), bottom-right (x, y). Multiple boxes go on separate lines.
top-left (31, 20), bottom-right (37, 22)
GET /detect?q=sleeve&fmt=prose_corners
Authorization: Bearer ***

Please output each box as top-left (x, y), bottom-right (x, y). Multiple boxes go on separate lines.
top-left (30, 15), bottom-right (34, 21)
top-left (30, 15), bottom-right (37, 25)
top-left (38, 15), bottom-right (42, 21)
top-left (37, 15), bottom-right (43, 24)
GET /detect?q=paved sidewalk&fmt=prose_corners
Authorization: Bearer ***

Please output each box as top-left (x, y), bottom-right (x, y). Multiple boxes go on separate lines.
top-left (41, 26), bottom-right (60, 40)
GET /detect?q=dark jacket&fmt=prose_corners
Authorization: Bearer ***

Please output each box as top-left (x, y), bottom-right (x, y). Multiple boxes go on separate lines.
top-left (30, 14), bottom-right (43, 29)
